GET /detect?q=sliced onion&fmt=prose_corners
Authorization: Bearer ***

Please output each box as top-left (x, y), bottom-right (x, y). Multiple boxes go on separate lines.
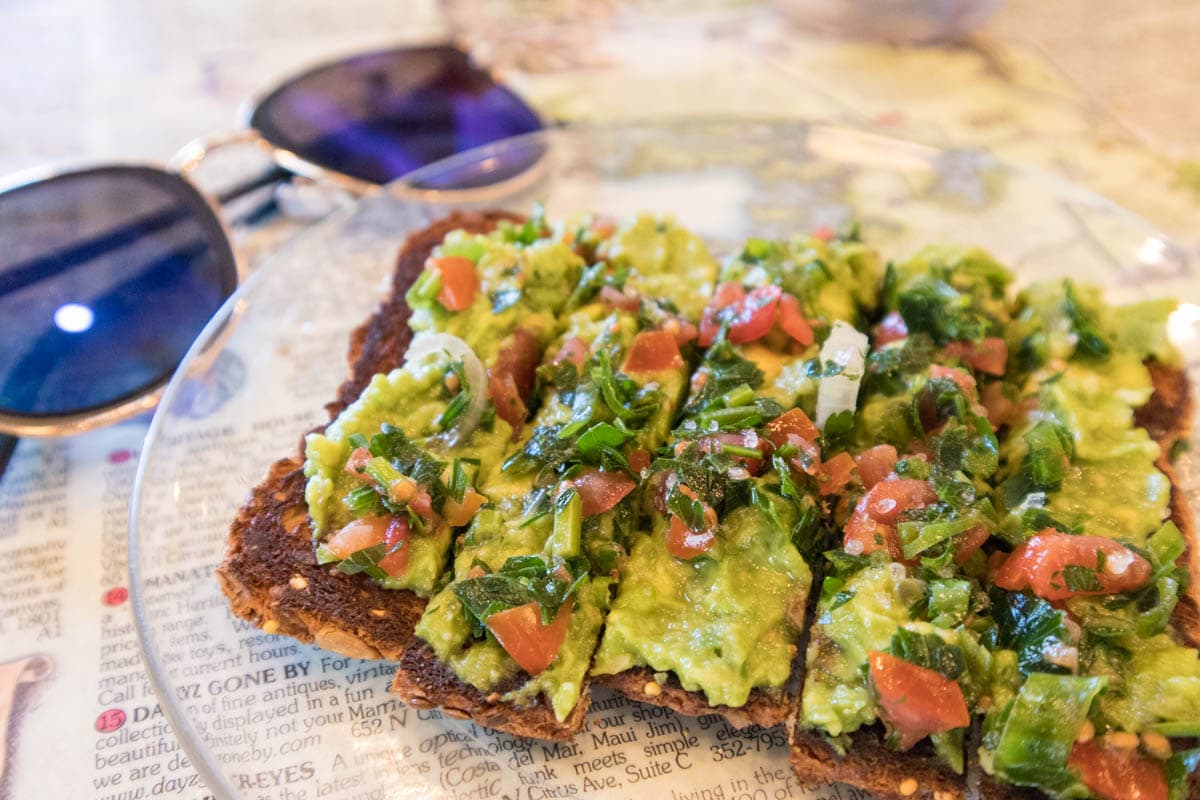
top-left (815, 321), bottom-right (869, 430)
top-left (405, 333), bottom-right (487, 447)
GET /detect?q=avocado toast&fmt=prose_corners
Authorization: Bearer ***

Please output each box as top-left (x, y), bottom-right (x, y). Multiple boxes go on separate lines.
top-left (392, 218), bottom-right (718, 738)
top-left (219, 207), bottom-right (1199, 798)
top-left (591, 231), bottom-right (882, 728)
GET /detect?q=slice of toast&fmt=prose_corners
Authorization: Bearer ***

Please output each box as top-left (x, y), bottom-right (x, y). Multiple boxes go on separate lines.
top-left (787, 361), bottom-right (1196, 800)
top-left (391, 640), bottom-right (590, 741)
top-left (216, 210), bottom-right (522, 661)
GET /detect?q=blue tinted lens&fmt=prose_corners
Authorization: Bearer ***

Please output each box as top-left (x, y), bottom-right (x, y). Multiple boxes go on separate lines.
top-left (0, 166), bottom-right (237, 418)
top-left (250, 45), bottom-right (544, 186)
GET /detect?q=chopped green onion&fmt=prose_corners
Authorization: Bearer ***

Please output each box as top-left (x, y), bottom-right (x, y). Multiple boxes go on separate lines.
top-left (928, 579), bottom-right (972, 628)
top-left (549, 488), bottom-right (582, 559)
top-left (720, 383), bottom-right (756, 408)
top-left (347, 432), bottom-right (369, 450)
top-left (720, 443), bottom-right (762, 459)
top-left (343, 484), bottom-right (381, 516)
top-left (991, 674), bottom-right (1106, 792)
top-left (404, 268), bottom-right (442, 308)
top-left (1149, 521), bottom-right (1186, 573)
top-left (363, 456), bottom-right (402, 490)
top-left (449, 459), bottom-right (469, 504)
top-left (1153, 722), bottom-right (1200, 738)
top-left (900, 516), bottom-right (978, 560)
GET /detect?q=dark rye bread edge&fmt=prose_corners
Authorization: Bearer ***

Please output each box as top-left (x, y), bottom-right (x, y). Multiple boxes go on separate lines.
top-left (216, 211), bottom-right (523, 662)
top-left (790, 361), bottom-right (1197, 800)
top-left (391, 641), bottom-right (589, 741)
top-left (593, 667), bottom-right (791, 730)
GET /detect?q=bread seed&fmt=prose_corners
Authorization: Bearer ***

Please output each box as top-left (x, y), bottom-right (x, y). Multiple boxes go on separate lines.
top-left (643, 681), bottom-right (662, 697)
top-left (934, 792), bottom-right (954, 800)
top-left (369, 608), bottom-right (388, 618)
top-left (1141, 731), bottom-right (1171, 760)
top-left (444, 707), bottom-right (471, 720)
top-left (262, 619), bottom-right (280, 635)
top-left (1076, 720), bottom-right (1094, 743)
top-left (289, 575), bottom-right (308, 590)
top-left (899, 778), bottom-right (918, 796)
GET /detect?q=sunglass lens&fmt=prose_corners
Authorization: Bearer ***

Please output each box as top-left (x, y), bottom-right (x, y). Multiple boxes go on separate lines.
top-left (0, 166), bottom-right (238, 419)
top-left (250, 45), bottom-right (543, 186)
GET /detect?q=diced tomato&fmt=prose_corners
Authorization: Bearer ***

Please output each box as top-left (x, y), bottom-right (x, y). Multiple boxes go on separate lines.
top-left (444, 488), bottom-right (487, 527)
top-left (325, 516), bottom-right (388, 557)
top-left (428, 256), bottom-right (478, 311)
top-left (765, 408), bottom-right (821, 446)
top-left (324, 515), bottom-right (410, 577)
top-left (489, 328), bottom-right (542, 432)
top-left (943, 337), bottom-right (1008, 376)
top-left (868, 651), bottom-right (970, 750)
top-left (1068, 739), bottom-right (1168, 800)
top-left (778, 294), bottom-right (815, 346)
top-left (817, 452), bottom-right (858, 496)
top-left (953, 525), bottom-right (990, 564)
top-left (855, 444), bottom-right (898, 489)
top-left (622, 330), bottom-right (684, 373)
top-left (874, 311), bottom-right (908, 345)
top-left (729, 285), bottom-right (783, 344)
top-left (981, 381), bottom-right (1018, 429)
top-left (994, 531), bottom-right (1152, 601)
top-left (408, 486), bottom-right (435, 523)
top-left (572, 468), bottom-right (637, 516)
top-left (591, 215), bottom-right (617, 239)
top-left (697, 430), bottom-right (768, 475)
top-left (812, 225), bottom-right (835, 242)
top-left (554, 336), bottom-right (589, 368)
top-left (698, 283), bottom-right (782, 346)
top-left (667, 514), bottom-right (718, 560)
top-left (666, 485), bottom-right (718, 560)
top-left (929, 364), bottom-right (977, 396)
top-left (599, 285), bottom-right (640, 312)
top-left (378, 516), bottom-right (411, 576)
top-left (344, 446), bottom-right (373, 477)
top-left (628, 448), bottom-right (651, 475)
top-left (843, 478), bottom-right (938, 561)
top-left (486, 599), bottom-right (574, 675)
top-left (669, 318), bottom-right (699, 347)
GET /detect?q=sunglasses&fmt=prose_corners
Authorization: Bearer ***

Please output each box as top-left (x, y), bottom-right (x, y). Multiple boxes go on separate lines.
top-left (0, 44), bottom-right (542, 474)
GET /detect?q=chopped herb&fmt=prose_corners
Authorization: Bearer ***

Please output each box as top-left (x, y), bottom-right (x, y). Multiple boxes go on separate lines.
top-left (991, 588), bottom-right (1074, 676)
top-left (666, 484), bottom-right (709, 531)
top-left (889, 628), bottom-right (965, 680)
top-left (1061, 564), bottom-right (1102, 593)
top-left (1063, 280), bottom-right (1110, 359)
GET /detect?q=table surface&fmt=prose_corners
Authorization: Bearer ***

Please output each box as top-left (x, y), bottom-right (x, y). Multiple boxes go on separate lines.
top-left (1, 0), bottom-right (1199, 794)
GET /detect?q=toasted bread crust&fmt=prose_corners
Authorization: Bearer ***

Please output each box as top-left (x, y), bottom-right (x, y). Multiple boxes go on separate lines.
top-left (216, 211), bottom-right (521, 661)
top-left (593, 668), bottom-right (790, 729)
top-left (392, 641), bottom-right (589, 740)
top-left (790, 728), bottom-right (963, 800)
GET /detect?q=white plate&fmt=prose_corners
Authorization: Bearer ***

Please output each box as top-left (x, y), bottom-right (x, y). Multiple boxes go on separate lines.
top-left (130, 120), bottom-right (1200, 800)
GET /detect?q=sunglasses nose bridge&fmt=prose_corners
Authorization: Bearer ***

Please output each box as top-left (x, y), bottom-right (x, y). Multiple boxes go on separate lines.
top-left (170, 129), bottom-right (272, 177)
